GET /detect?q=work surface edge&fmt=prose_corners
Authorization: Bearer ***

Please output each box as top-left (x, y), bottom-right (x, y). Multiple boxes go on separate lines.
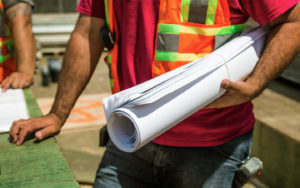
top-left (0, 88), bottom-right (79, 188)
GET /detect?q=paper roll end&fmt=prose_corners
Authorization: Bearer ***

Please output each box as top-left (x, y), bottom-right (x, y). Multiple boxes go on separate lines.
top-left (107, 112), bottom-right (139, 152)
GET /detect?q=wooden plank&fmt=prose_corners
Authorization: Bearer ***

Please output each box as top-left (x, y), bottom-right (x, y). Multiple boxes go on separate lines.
top-left (0, 89), bottom-right (79, 188)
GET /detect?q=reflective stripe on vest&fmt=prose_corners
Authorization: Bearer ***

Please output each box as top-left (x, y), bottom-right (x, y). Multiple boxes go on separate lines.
top-left (154, 23), bottom-right (244, 62)
top-left (181, 0), bottom-right (218, 25)
top-left (153, 0), bottom-right (245, 77)
top-left (104, 0), bottom-right (245, 93)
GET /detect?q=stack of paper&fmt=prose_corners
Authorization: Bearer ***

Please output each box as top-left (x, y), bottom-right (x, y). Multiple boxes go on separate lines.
top-left (103, 27), bottom-right (268, 152)
top-left (0, 89), bottom-right (29, 133)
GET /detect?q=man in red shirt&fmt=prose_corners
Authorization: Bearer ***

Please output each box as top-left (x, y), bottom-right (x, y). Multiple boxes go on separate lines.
top-left (10, 0), bottom-right (300, 187)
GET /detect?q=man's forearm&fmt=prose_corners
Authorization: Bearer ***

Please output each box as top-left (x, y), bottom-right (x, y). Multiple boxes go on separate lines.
top-left (246, 4), bottom-right (300, 97)
top-left (206, 3), bottom-right (300, 109)
top-left (6, 2), bottom-right (35, 77)
top-left (50, 15), bottom-right (105, 124)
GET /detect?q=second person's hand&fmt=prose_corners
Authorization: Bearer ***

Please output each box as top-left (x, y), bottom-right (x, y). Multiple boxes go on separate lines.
top-left (0, 72), bottom-right (33, 92)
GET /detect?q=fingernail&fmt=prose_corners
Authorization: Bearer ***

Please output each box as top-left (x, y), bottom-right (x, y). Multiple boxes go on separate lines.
top-left (224, 80), bottom-right (229, 88)
top-left (35, 132), bottom-right (42, 140)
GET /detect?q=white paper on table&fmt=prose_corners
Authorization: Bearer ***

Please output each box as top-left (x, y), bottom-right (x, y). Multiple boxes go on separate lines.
top-left (0, 89), bottom-right (29, 133)
top-left (103, 26), bottom-right (268, 152)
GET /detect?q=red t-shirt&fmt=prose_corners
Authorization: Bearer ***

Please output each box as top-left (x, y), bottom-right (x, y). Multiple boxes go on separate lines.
top-left (77, 0), bottom-right (298, 147)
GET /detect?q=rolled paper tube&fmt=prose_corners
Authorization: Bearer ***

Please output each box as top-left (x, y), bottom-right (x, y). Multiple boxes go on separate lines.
top-left (104, 27), bottom-right (268, 152)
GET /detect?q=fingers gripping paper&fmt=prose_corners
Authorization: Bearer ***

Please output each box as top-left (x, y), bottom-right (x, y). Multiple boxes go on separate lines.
top-left (103, 27), bottom-right (268, 152)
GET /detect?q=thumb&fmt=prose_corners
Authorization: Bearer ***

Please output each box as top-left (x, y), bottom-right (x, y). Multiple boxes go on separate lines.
top-left (221, 79), bottom-right (240, 90)
top-left (35, 126), bottom-right (60, 140)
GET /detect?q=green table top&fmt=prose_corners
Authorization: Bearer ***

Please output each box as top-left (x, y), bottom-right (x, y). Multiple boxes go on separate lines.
top-left (0, 89), bottom-right (79, 188)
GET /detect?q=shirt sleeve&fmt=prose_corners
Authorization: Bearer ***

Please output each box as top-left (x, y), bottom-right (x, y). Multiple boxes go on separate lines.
top-left (240, 0), bottom-right (299, 25)
top-left (76, 0), bottom-right (105, 19)
top-left (3, 0), bottom-right (34, 10)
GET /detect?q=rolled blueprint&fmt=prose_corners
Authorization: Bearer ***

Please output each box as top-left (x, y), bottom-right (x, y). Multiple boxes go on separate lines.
top-left (103, 27), bottom-right (268, 152)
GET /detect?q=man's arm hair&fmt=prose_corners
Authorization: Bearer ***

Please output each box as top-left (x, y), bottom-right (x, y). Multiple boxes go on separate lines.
top-left (49, 14), bottom-right (105, 124)
top-left (246, 2), bottom-right (300, 97)
top-left (206, 2), bottom-right (300, 108)
top-left (9, 14), bottom-right (106, 145)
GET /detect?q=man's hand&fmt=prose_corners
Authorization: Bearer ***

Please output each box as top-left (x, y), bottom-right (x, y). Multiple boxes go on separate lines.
top-left (206, 79), bottom-right (259, 108)
top-left (1, 72), bottom-right (33, 92)
top-left (208, 2), bottom-right (300, 109)
top-left (9, 113), bottom-right (63, 146)
top-left (9, 14), bottom-right (106, 146)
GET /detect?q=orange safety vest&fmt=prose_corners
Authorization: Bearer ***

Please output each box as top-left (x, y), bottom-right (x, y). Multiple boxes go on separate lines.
top-left (0, 0), bottom-right (16, 82)
top-left (104, 0), bottom-right (245, 94)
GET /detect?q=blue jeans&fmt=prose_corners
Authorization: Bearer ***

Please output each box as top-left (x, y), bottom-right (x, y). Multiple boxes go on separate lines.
top-left (94, 130), bottom-right (252, 188)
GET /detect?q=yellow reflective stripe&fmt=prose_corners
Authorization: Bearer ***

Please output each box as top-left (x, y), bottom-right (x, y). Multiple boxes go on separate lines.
top-left (155, 50), bottom-right (178, 61)
top-left (180, 25), bottom-right (221, 35)
top-left (156, 51), bottom-right (209, 62)
top-left (179, 24), bottom-right (245, 36)
top-left (177, 53), bottom-right (208, 62)
top-left (158, 23), bottom-right (244, 36)
top-left (158, 24), bottom-right (180, 34)
top-left (205, 0), bottom-right (217, 25)
top-left (217, 24), bottom-right (245, 35)
top-left (180, 0), bottom-right (191, 22)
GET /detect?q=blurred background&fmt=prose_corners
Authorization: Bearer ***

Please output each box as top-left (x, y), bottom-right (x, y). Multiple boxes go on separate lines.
top-left (29, 1), bottom-right (300, 188)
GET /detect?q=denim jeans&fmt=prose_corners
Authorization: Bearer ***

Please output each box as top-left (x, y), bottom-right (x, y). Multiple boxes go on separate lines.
top-left (94, 130), bottom-right (252, 188)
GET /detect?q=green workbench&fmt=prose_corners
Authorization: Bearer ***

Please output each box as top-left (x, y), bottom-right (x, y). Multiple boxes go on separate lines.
top-left (0, 89), bottom-right (79, 188)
